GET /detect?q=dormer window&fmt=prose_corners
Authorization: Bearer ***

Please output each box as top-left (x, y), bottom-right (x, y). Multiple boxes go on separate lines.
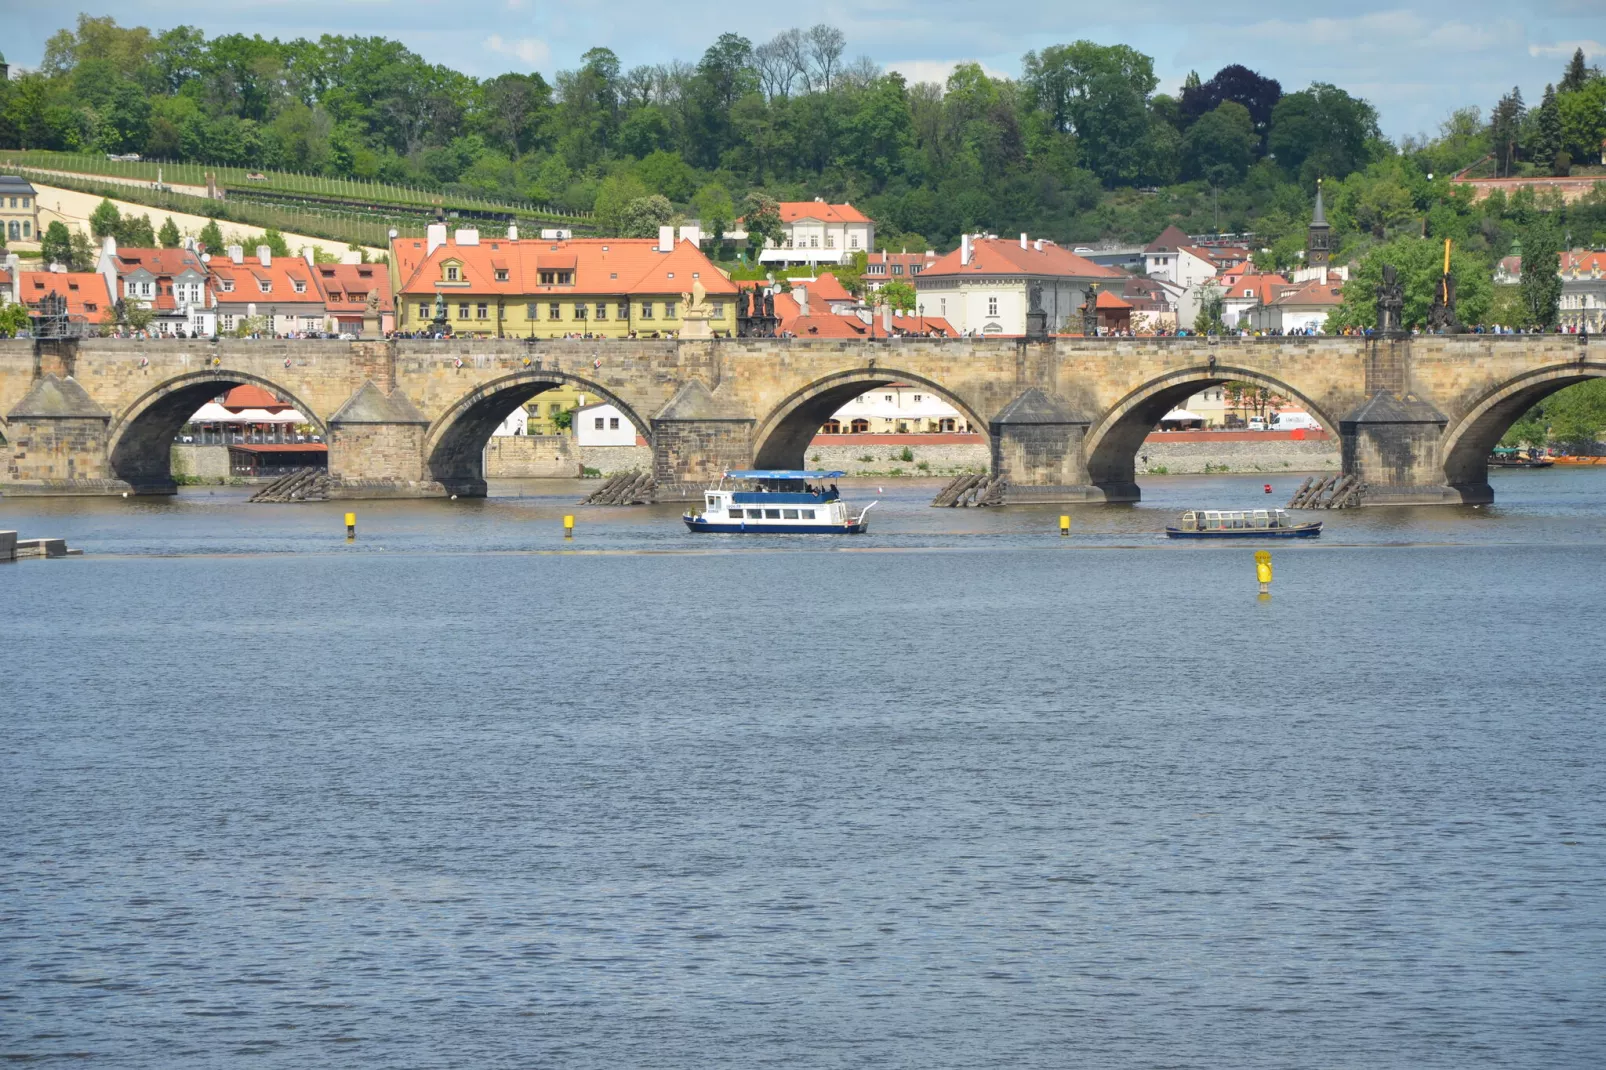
top-left (445, 265), bottom-right (459, 281)
top-left (258, 280), bottom-right (272, 294)
top-left (293, 279), bottom-right (306, 293)
top-left (495, 269), bottom-right (508, 282)
top-left (221, 280), bottom-right (234, 293)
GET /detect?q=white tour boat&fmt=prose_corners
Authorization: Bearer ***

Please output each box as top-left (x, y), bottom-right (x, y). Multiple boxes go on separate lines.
top-left (683, 470), bottom-right (876, 534)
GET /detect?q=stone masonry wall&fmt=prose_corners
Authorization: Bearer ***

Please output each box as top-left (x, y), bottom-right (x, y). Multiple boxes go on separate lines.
top-left (170, 444), bottom-right (231, 480)
top-left (484, 435), bottom-right (581, 478)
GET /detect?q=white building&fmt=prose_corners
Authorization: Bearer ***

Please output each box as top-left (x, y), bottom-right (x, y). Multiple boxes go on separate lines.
top-left (96, 237), bottom-right (216, 336)
top-left (824, 383), bottom-right (970, 434)
top-left (574, 402), bottom-right (639, 446)
top-left (731, 199), bottom-right (874, 268)
top-left (1247, 279), bottom-right (1345, 334)
top-left (914, 234), bottom-right (1125, 335)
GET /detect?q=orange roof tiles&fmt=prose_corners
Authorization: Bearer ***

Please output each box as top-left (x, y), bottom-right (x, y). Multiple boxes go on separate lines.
top-left (1269, 280), bottom-right (1344, 307)
top-left (798, 272), bottom-right (853, 303)
top-left (921, 238), bottom-right (1124, 280)
top-left (209, 255), bottom-right (327, 305)
top-left (110, 248), bottom-right (207, 278)
top-left (20, 272), bottom-right (112, 321)
top-left (776, 201), bottom-right (871, 224)
top-left (392, 236), bottom-right (738, 299)
top-left (221, 385), bottom-right (292, 411)
top-left (1221, 273), bottom-right (1291, 304)
top-left (779, 308), bottom-right (958, 338)
top-left (1095, 290), bottom-right (1133, 309)
top-left (316, 262), bottom-right (394, 314)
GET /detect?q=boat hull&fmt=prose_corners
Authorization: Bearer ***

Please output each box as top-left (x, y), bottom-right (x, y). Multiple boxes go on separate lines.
top-left (1166, 524), bottom-right (1321, 539)
top-left (684, 517), bottom-right (869, 534)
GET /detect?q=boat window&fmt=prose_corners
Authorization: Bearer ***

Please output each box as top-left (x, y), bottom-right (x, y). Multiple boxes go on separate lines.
top-left (801, 509), bottom-right (815, 519)
top-left (745, 509), bottom-right (763, 519)
top-left (782, 509), bottom-right (799, 519)
top-left (764, 509), bottom-right (781, 519)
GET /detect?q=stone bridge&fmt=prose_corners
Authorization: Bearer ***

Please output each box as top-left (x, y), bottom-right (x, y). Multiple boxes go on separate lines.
top-left (0, 334), bottom-right (1598, 505)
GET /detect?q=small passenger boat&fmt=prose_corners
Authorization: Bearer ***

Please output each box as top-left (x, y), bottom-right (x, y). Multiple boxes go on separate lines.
top-left (1487, 447), bottom-right (1554, 469)
top-left (683, 470), bottom-right (876, 534)
top-left (1166, 508), bottom-right (1322, 539)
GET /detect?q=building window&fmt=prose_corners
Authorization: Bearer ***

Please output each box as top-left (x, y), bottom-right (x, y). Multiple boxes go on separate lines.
top-left (618, 302), bottom-right (628, 319)
top-left (810, 236), bottom-right (819, 248)
top-left (595, 303), bottom-right (607, 320)
top-left (892, 265), bottom-right (903, 275)
top-left (540, 271), bottom-right (555, 285)
top-left (419, 302), bottom-right (430, 318)
top-left (292, 280), bottom-right (305, 293)
top-left (825, 235), bottom-right (835, 248)
top-left (594, 417), bottom-right (605, 430)
top-left (527, 303), bottom-right (539, 318)
top-left (664, 301), bottom-right (676, 319)
top-left (495, 269), bottom-right (508, 282)
top-left (446, 266), bottom-right (458, 281)
top-left (558, 272), bottom-right (572, 285)
top-left (914, 394), bottom-right (923, 402)
top-left (711, 302), bottom-right (723, 318)
top-left (22, 222), bottom-right (30, 238)
top-left (259, 280), bottom-right (271, 294)
top-left (851, 418), bottom-right (869, 433)
top-left (609, 417), bottom-right (620, 430)
top-left (850, 236), bottom-right (859, 249)
top-left (641, 302), bottom-right (653, 319)
top-left (988, 297), bottom-right (998, 317)
top-left (221, 314), bottom-right (235, 331)
top-left (574, 304), bottom-right (587, 319)
top-left (476, 303), bottom-right (488, 319)
top-left (549, 303), bottom-right (560, 320)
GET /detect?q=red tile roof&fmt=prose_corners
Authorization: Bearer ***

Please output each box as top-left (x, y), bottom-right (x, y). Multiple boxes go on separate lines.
top-left (316, 262), bottom-right (394, 314)
top-left (797, 272), bottom-right (853, 303)
top-left (780, 310), bottom-right (958, 338)
top-left (221, 385), bottom-right (292, 411)
top-left (1220, 273), bottom-right (1291, 304)
top-left (1269, 280), bottom-right (1344, 307)
top-left (920, 238), bottom-right (1124, 280)
top-left (209, 255), bottom-right (327, 305)
top-left (392, 236), bottom-right (737, 298)
top-left (1095, 290), bottom-right (1133, 309)
top-left (20, 272), bottom-right (113, 321)
top-left (110, 248), bottom-right (206, 278)
top-left (776, 201), bottom-right (871, 224)
top-left (1143, 226), bottom-right (1191, 254)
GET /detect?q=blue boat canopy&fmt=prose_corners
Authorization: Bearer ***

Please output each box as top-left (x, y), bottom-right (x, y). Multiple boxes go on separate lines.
top-left (725, 469), bottom-right (845, 480)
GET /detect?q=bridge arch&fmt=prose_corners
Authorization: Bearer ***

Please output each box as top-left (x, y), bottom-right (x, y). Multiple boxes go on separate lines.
top-left (1440, 361), bottom-right (1606, 497)
top-left (425, 369), bottom-right (653, 496)
top-left (1083, 365), bottom-right (1343, 499)
top-left (108, 370), bottom-right (329, 494)
top-left (750, 368), bottom-right (988, 470)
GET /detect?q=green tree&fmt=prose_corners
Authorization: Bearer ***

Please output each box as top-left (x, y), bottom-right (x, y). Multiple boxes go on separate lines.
top-left (1183, 100), bottom-right (1258, 186)
top-left (40, 220), bottom-right (73, 266)
top-left (1529, 84), bottom-right (1563, 173)
top-left (1488, 87), bottom-right (1525, 176)
top-left (881, 279), bottom-right (916, 311)
top-left (1518, 217), bottom-right (1562, 328)
top-left (617, 194), bottom-right (674, 238)
top-left (0, 302), bottom-right (32, 336)
top-left (1329, 236), bottom-right (1494, 330)
top-left (592, 173), bottom-right (649, 234)
top-left (1268, 83), bottom-right (1380, 183)
top-left (158, 215), bottom-right (181, 248)
top-left (198, 218), bottom-right (224, 252)
top-left (88, 198), bottom-right (121, 240)
top-left (1558, 80), bottom-right (1606, 163)
top-left (740, 192), bottom-right (783, 259)
top-left (256, 228), bottom-right (292, 258)
top-left (69, 229), bottom-right (97, 271)
top-left (693, 182), bottom-right (736, 250)
top-left (116, 213), bottom-right (156, 246)
top-left (1195, 282), bottom-right (1226, 334)
top-left (1559, 47), bottom-right (1594, 94)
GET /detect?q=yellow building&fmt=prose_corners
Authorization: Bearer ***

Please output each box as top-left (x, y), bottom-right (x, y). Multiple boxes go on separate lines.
top-left (390, 225), bottom-right (739, 339)
top-left (1, 175), bottom-right (40, 245)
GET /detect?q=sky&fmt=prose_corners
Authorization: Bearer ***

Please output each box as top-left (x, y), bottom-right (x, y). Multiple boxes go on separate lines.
top-left (4, 0), bottom-right (1604, 139)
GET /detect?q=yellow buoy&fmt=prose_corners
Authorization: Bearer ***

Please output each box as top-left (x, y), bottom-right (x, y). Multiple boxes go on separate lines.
top-left (345, 512), bottom-right (356, 539)
top-left (1255, 550), bottom-right (1272, 593)
top-left (563, 514), bottom-right (575, 538)
top-left (1060, 514), bottom-right (1071, 535)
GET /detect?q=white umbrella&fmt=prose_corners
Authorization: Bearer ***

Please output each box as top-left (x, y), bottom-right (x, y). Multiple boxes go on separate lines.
top-left (1160, 408), bottom-right (1204, 422)
top-left (188, 402), bottom-right (243, 422)
top-left (231, 407), bottom-right (301, 423)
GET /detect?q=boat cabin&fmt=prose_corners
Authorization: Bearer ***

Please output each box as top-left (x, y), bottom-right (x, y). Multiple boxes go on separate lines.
top-left (1177, 508), bottom-right (1296, 532)
top-left (685, 469), bottom-right (874, 533)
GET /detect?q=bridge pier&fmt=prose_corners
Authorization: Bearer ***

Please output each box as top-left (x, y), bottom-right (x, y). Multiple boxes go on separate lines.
top-left (988, 388), bottom-right (1113, 504)
top-left (650, 381), bottom-right (755, 501)
top-left (327, 382), bottom-right (446, 499)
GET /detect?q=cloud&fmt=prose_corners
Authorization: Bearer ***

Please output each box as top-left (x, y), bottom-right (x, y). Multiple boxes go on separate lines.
top-left (886, 58), bottom-right (1009, 86)
top-left (1529, 39), bottom-right (1604, 59)
top-left (483, 34), bottom-right (550, 66)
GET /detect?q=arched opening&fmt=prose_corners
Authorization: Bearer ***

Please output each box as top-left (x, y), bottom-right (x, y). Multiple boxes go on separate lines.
top-left (1441, 364), bottom-right (1606, 499)
top-left (108, 373), bottom-right (327, 494)
top-left (1084, 368), bottom-right (1340, 500)
top-left (426, 371), bottom-right (650, 497)
top-left (751, 370), bottom-right (985, 470)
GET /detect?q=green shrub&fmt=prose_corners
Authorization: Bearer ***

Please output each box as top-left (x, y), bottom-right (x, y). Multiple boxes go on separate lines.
top-left (898, 446), bottom-right (915, 462)
top-left (582, 466), bottom-right (602, 478)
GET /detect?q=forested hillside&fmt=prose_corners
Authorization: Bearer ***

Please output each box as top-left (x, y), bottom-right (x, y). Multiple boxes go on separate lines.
top-left (3, 16), bottom-right (1606, 273)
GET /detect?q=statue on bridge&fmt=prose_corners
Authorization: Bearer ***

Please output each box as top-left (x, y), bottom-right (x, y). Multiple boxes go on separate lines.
top-left (1426, 238), bottom-right (1462, 335)
top-left (1375, 264), bottom-right (1405, 336)
top-left (1026, 284), bottom-right (1048, 342)
top-left (430, 293), bottom-right (450, 337)
top-left (1080, 283), bottom-right (1100, 337)
top-left (680, 278), bottom-right (716, 339)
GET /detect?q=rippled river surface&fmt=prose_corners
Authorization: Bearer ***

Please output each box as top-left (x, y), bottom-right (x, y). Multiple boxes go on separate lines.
top-left (4, 471), bottom-right (1605, 1068)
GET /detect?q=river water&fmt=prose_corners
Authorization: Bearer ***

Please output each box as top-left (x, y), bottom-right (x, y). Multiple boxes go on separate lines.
top-left (4, 471), bottom-right (1604, 1068)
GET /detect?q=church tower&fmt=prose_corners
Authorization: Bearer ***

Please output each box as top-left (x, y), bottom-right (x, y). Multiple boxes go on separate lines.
top-left (1307, 179), bottom-right (1331, 275)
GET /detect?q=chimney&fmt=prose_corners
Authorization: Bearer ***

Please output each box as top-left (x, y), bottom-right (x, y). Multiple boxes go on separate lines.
top-left (678, 223), bottom-right (702, 247)
top-left (102, 235), bottom-right (117, 258)
top-left (882, 303), bottom-right (892, 333)
top-left (1034, 239), bottom-right (1044, 252)
top-left (454, 228), bottom-right (480, 246)
top-left (1020, 232), bottom-right (1028, 249)
top-left (794, 284), bottom-right (809, 317)
top-left (257, 246), bottom-right (271, 267)
top-left (341, 249), bottom-right (362, 265)
top-left (657, 225), bottom-right (675, 253)
top-left (228, 245), bottom-right (243, 264)
top-left (506, 223), bottom-right (518, 241)
top-left (303, 247), bottom-right (317, 267)
top-left (426, 223), bottom-right (447, 255)
top-left (961, 234), bottom-right (972, 266)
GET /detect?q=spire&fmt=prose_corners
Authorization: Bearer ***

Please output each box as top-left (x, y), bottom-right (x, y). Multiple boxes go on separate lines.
top-left (1312, 179), bottom-right (1327, 227)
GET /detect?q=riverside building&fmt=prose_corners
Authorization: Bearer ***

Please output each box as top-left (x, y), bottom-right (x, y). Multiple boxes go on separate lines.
top-left (390, 225), bottom-right (739, 338)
